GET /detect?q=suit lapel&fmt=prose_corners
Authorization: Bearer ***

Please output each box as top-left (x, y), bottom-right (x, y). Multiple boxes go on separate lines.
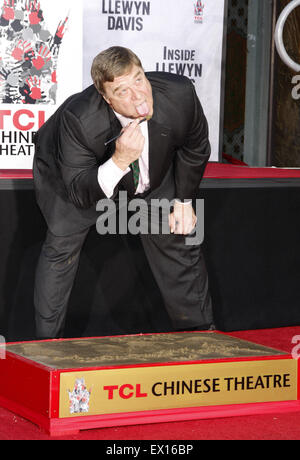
top-left (107, 107), bottom-right (122, 141)
top-left (92, 105), bottom-right (121, 158)
top-left (148, 89), bottom-right (173, 190)
top-left (106, 108), bottom-right (136, 196)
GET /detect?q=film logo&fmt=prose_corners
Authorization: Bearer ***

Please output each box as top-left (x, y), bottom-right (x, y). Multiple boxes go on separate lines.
top-left (194, 0), bottom-right (204, 24)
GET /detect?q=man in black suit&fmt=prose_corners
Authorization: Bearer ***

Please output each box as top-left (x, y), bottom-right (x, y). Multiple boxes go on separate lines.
top-left (33, 46), bottom-right (214, 339)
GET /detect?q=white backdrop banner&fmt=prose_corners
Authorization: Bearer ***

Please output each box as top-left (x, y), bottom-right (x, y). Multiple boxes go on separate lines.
top-left (0, 0), bottom-right (225, 169)
top-left (83, 0), bottom-right (226, 162)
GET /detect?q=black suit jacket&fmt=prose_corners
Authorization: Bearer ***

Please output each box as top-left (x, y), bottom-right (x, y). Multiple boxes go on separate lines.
top-left (33, 72), bottom-right (210, 236)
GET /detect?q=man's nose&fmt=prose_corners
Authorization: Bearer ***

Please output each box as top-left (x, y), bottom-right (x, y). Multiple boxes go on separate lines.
top-left (130, 87), bottom-right (142, 101)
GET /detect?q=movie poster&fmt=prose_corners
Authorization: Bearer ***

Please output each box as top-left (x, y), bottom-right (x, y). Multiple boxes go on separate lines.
top-left (0, 0), bottom-right (82, 169)
top-left (83, 0), bottom-right (226, 162)
top-left (0, 0), bottom-right (225, 169)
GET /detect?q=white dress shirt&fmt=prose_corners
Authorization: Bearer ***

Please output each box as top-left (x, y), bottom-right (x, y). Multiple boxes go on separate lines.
top-left (97, 112), bottom-right (191, 205)
top-left (97, 113), bottom-right (150, 198)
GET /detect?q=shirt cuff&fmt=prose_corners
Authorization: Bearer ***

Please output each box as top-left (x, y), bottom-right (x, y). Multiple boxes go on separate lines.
top-left (174, 199), bottom-right (192, 205)
top-left (98, 158), bottom-right (130, 198)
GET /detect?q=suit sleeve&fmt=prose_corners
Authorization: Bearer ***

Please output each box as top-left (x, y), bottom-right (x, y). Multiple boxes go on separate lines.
top-left (174, 81), bottom-right (211, 201)
top-left (57, 109), bottom-right (108, 209)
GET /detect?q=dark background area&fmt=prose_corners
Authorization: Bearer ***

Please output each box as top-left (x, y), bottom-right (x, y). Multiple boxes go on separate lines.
top-left (1, 180), bottom-right (300, 342)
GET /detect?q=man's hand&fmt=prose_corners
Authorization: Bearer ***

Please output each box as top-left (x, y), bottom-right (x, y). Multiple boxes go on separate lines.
top-left (112, 119), bottom-right (145, 171)
top-left (169, 201), bottom-right (197, 235)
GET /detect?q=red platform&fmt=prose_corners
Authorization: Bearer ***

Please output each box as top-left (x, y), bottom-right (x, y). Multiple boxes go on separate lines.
top-left (0, 332), bottom-right (299, 437)
top-left (2, 162), bottom-right (300, 180)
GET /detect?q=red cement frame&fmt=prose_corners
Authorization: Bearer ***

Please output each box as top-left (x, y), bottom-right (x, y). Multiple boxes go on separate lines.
top-left (3, 163), bottom-right (300, 181)
top-left (0, 334), bottom-right (300, 437)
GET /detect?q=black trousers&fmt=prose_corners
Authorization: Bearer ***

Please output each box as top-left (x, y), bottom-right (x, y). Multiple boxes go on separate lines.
top-left (34, 226), bottom-right (213, 338)
top-left (34, 171), bottom-right (213, 338)
top-left (34, 227), bottom-right (89, 338)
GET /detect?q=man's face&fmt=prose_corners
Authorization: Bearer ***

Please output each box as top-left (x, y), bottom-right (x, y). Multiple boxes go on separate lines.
top-left (102, 64), bottom-right (153, 119)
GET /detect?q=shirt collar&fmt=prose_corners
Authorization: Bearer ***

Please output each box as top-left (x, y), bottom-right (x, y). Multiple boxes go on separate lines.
top-left (113, 111), bottom-right (134, 128)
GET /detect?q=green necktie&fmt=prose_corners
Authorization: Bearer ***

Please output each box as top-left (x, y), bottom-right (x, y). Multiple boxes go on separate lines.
top-left (131, 159), bottom-right (140, 190)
